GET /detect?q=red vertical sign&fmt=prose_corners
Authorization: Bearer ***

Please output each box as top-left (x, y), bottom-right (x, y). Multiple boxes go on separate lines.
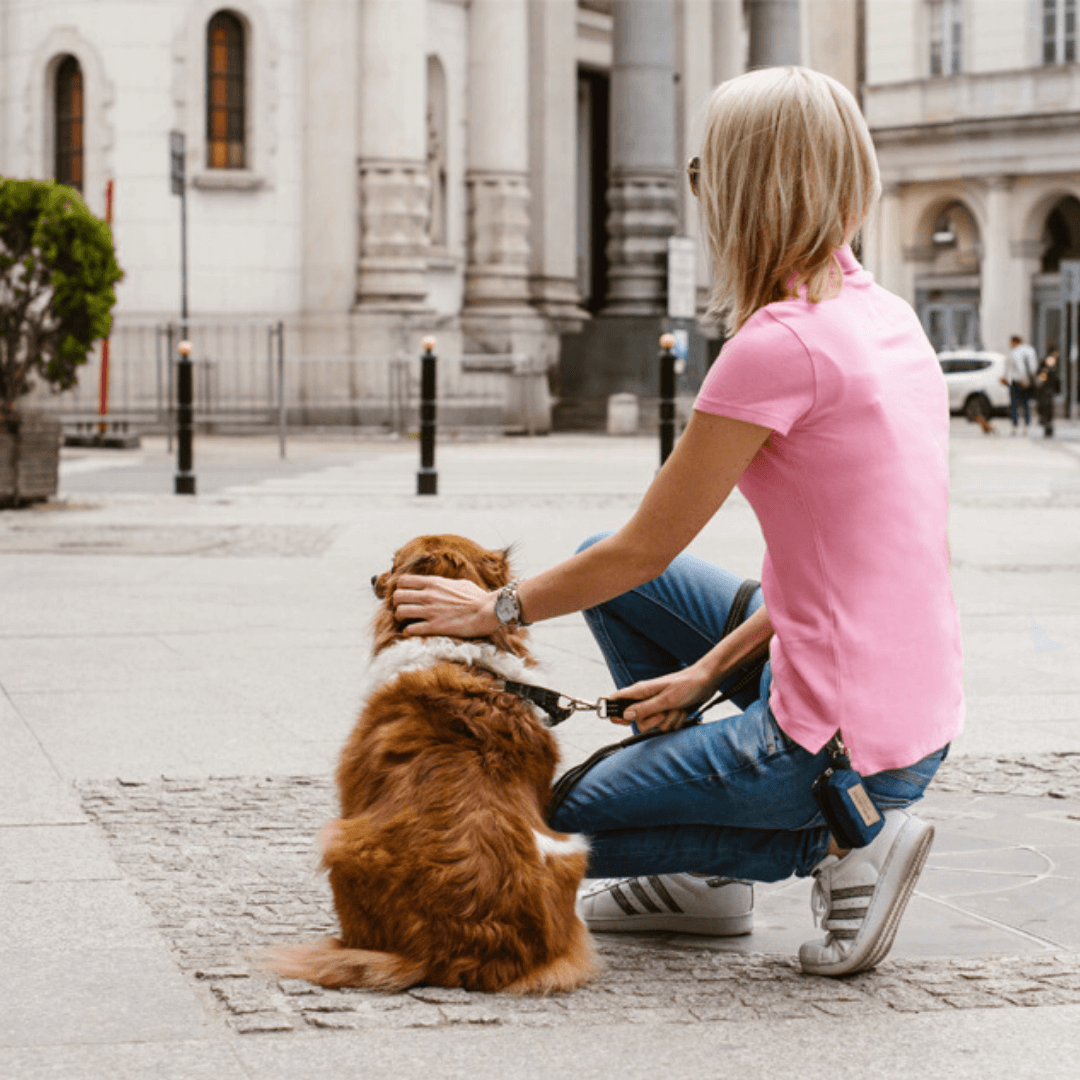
top-left (98, 179), bottom-right (114, 429)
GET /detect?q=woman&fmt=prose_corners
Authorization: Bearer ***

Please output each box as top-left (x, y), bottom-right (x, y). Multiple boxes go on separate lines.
top-left (1035, 349), bottom-right (1061, 438)
top-left (392, 67), bottom-right (963, 977)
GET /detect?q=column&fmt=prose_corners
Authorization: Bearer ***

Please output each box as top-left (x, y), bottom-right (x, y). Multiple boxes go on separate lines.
top-left (746, 0), bottom-right (803, 67)
top-left (526, 0), bottom-right (584, 321)
top-left (603, 0), bottom-right (678, 317)
top-left (878, 183), bottom-right (905, 299)
top-left (355, 0), bottom-right (428, 310)
top-left (301, 0), bottom-right (359, 315)
top-left (464, 0), bottom-right (532, 312)
top-left (980, 177), bottom-right (1012, 354)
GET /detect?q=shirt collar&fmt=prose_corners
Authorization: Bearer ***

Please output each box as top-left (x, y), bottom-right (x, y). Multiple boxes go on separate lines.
top-left (836, 244), bottom-right (860, 275)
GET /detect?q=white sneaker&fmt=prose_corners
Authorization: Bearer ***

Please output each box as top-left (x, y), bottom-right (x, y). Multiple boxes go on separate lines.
top-left (578, 874), bottom-right (753, 936)
top-left (799, 809), bottom-right (934, 976)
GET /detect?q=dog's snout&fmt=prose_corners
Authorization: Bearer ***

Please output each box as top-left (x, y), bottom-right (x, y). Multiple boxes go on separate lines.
top-left (371, 575), bottom-right (379, 590)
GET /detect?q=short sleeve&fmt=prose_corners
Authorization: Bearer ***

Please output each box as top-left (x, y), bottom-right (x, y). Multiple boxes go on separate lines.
top-left (694, 310), bottom-right (815, 436)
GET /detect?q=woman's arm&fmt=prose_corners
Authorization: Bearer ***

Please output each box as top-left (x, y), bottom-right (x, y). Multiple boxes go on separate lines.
top-left (392, 411), bottom-right (771, 636)
top-left (613, 603), bottom-right (774, 731)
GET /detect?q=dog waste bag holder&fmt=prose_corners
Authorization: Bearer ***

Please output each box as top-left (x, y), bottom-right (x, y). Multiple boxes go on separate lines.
top-left (417, 337), bottom-right (438, 496)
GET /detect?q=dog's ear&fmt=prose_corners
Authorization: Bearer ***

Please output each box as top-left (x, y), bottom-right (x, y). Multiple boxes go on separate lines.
top-left (473, 545), bottom-right (513, 591)
top-left (372, 570), bottom-right (392, 599)
top-left (411, 554), bottom-right (439, 575)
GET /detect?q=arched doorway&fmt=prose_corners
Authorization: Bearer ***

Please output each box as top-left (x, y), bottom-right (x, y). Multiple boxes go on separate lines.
top-left (915, 201), bottom-right (982, 351)
top-left (1033, 195), bottom-right (1080, 359)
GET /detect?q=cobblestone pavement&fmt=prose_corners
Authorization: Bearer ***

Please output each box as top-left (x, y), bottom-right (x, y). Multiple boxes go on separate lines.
top-left (78, 754), bottom-right (1080, 1036)
top-left (931, 752), bottom-right (1080, 800)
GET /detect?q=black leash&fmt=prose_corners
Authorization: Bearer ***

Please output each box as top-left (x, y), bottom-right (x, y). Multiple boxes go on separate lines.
top-left (545, 577), bottom-right (765, 819)
top-left (495, 679), bottom-right (630, 727)
top-left (499, 578), bottom-right (765, 732)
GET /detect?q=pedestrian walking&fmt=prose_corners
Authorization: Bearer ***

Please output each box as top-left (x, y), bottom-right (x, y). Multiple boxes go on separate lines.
top-left (1035, 348), bottom-right (1061, 438)
top-left (1004, 334), bottom-right (1038, 434)
top-left (392, 67), bottom-right (962, 978)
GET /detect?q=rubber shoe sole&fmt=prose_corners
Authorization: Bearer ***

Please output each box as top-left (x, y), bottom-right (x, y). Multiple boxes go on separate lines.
top-left (800, 817), bottom-right (935, 977)
top-left (585, 911), bottom-right (754, 936)
top-left (580, 875), bottom-right (754, 937)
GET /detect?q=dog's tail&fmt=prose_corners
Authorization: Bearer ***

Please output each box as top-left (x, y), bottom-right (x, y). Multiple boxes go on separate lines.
top-left (259, 938), bottom-right (425, 991)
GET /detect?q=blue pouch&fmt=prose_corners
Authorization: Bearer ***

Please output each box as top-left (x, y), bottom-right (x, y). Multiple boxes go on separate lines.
top-left (812, 736), bottom-right (884, 849)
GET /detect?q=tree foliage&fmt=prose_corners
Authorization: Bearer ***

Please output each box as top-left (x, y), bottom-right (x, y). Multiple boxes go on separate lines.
top-left (0, 178), bottom-right (123, 419)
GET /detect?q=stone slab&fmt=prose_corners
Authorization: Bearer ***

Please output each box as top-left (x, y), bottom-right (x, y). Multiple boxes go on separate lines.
top-left (231, 1005), bottom-right (1080, 1080)
top-left (8, 685), bottom-right (338, 780)
top-left (0, 947), bottom-right (216, 1048)
top-left (0, 696), bottom-right (84, 827)
top-left (0, 1041), bottom-right (246, 1080)
top-left (0, 824), bottom-right (120, 884)
top-left (0, 880), bottom-right (159, 950)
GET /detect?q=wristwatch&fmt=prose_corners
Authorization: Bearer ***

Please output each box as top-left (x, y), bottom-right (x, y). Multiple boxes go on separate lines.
top-left (494, 581), bottom-right (527, 628)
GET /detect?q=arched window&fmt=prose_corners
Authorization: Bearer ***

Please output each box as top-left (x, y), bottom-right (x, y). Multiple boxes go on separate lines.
top-left (206, 11), bottom-right (245, 168)
top-left (55, 55), bottom-right (84, 191)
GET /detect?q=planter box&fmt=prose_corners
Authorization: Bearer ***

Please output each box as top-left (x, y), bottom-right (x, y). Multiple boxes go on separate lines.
top-left (0, 413), bottom-right (61, 507)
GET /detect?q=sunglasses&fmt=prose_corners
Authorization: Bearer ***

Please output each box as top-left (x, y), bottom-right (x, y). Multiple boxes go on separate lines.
top-left (687, 156), bottom-right (701, 198)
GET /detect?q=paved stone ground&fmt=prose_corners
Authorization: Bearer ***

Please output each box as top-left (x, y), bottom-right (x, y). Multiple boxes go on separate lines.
top-left (78, 754), bottom-right (1080, 1036)
top-left (0, 522), bottom-right (339, 558)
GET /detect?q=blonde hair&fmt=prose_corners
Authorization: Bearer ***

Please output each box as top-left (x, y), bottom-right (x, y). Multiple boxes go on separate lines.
top-left (698, 67), bottom-right (880, 334)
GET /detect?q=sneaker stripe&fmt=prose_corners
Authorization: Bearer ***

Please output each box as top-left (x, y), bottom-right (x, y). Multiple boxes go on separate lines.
top-left (647, 875), bottom-right (684, 914)
top-left (832, 885), bottom-right (875, 900)
top-left (608, 883), bottom-right (639, 918)
top-left (628, 878), bottom-right (663, 914)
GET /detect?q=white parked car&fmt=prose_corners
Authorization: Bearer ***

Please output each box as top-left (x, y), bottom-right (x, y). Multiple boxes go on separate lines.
top-left (937, 350), bottom-right (1011, 421)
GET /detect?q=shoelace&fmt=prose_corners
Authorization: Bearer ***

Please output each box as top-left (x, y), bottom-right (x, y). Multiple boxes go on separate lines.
top-left (583, 877), bottom-right (634, 897)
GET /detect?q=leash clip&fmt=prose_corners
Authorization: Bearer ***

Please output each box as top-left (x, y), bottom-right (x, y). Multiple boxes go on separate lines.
top-left (596, 697), bottom-right (629, 720)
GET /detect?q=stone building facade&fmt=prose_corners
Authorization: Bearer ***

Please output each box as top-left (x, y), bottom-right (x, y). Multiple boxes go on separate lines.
top-left (0, 0), bottom-right (858, 428)
top-left (860, 0), bottom-right (1080, 364)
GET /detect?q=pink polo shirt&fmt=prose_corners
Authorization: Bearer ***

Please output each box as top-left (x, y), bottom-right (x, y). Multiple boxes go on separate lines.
top-left (695, 246), bottom-right (964, 774)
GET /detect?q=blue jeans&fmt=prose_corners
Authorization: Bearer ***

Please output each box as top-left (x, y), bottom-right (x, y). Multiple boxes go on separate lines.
top-left (548, 534), bottom-right (948, 882)
top-left (1009, 382), bottom-right (1031, 427)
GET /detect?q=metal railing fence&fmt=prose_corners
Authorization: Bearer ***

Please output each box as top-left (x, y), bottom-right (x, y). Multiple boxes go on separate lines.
top-left (26, 320), bottom-right (517, 447)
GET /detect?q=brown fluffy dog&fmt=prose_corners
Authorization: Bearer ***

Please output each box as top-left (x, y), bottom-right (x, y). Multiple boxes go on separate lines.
top-left (263, 534), bottom-right (597, 994)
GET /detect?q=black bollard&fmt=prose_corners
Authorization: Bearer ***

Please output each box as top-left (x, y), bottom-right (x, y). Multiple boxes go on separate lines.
top-left (417, 336), bottom-right (438, 495)
top-left (658, 332), bottom-right (677, 467)
top-left (174, 338), bottom-right (196, 494)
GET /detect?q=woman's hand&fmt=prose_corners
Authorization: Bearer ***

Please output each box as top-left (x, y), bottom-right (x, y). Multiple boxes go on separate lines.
top-left (392, 574), bottom-right (497, 638)
top-left (609, 664), bottom-right (718, 733)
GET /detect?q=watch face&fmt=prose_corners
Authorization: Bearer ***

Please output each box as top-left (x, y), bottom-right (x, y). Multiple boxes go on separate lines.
top-left (495, 590), bottom-right (518, 624)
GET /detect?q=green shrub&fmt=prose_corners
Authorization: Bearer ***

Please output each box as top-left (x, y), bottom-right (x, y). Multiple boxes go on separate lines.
top-left (0, 178), bottom-right (123, 419)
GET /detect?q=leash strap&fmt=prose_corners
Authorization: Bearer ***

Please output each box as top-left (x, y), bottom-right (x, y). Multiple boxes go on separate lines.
top-left (546, 577), bottom-right (765, 820)
top-left (500, 578), bottom-right (765, 730)
top-left (497, 679), bottom-right (581, 727)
